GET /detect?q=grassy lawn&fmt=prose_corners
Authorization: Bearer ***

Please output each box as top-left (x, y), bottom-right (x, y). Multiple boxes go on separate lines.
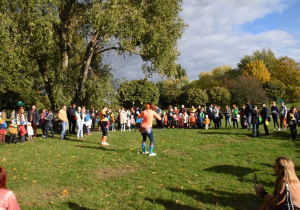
top-left (0, 121), bottom-right (299, 210)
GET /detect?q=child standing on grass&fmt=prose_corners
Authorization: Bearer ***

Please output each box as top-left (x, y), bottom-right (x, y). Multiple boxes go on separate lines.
top-left (85, 113), bottom-right (92, 135)
top-left (160, 114), bottom-right (165, 129)
top-left (27, 122), bottom-right (33, 142)
top-left (136, 116), bottom-right (142, 130)
top-left (183, 111), bottom-right (188, 129)
top-left (130, 115), bottom-right (135, 130)
top-left (189, 113), bottom-right (196, 128)
top-left (163, 112), bottom-right (168, 128)
top-left (204, 115), bottom-right (210, 130)
top-left (110, 112), bottom-right (116, 131)
top-left (0, 119), bottom-right (7, 145)
top-left (9, 120), bottom-right (18, 144)
top-left (19, 120), bottom-right (26, 143)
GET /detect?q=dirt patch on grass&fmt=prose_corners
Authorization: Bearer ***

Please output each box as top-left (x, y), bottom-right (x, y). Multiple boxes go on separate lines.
top-left (98, 166), bottom-right (140, 179)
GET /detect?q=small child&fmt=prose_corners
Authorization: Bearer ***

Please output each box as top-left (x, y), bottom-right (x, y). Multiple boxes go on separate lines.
top-left (136, 116), bottom-right (142, 130)
top-left (160, 114), bottom-right (165, 129)
top-left (130, 115), bottom-right (135, 130)
top-left (9, 119), bottom-right (18, 144)
top-left (204, 115), bottom-right (210, 130)
top-left (163, 112), bottom-right (168, 128)
top-left (178, 113), bottom-right (183, 128)
top-left (189, 113), bottom-right (196, 128)
top-left (183, 112), bottom-right (188, 129)
top-left (85, 114), bottom-right (92, 135)
top-left (27, 122), bottom-right (34, 142)
top-left (110, 113), bottom-right (116, 131)
top-left (0, 119), bottom-right (7, 145)
top-left (127, 115), bottom-right (131, 131)
top-left (19, 120), bottom-right (27, 143)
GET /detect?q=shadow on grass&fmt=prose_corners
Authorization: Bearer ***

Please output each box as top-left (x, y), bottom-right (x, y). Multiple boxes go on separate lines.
top-left (75, 145), bottom-right (117, 151)
top-left (205, 165), bottom-right (255, 177)
top-left (67, 202), bottom-right (94, 210)
top-left (167, 188), bottom-right (260, 209)
top-left (145, 198), bottom-right (199, 210)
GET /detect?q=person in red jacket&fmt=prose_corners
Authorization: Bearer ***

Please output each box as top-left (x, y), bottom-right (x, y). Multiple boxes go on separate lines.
top-left (19, 120), bottom-right (27, 143)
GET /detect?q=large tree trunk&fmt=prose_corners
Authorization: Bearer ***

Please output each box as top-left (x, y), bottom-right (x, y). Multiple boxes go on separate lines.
top-left (74, 33), bottom-right (99, 105)
top-left (36, 59), bottom-right (56, 110)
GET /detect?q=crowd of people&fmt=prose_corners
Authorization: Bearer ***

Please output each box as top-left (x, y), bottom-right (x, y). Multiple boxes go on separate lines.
top-left (1, 101), bottom-right (300, 208)
top-left (0, 101), bottom-right (299, 145)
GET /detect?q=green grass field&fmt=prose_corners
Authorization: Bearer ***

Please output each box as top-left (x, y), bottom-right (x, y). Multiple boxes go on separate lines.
top-left (0, 121), bottom-right (299, 210)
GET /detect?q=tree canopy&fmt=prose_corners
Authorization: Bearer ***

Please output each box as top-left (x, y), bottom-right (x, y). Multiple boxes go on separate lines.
top-left (117, 79), bottom-right (160, 108)
top-left (0, 0), bottom-right (186, 110)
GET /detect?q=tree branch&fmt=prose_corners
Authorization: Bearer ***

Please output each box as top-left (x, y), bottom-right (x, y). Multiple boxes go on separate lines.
top-left (96, 46), bottom-right (145, 56)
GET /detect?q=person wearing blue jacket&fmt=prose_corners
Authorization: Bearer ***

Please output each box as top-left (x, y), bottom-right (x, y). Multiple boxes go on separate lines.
top-left (260, 102), bottom-right (270, 136)
top-left (27, 105), bottom-right (39, 138)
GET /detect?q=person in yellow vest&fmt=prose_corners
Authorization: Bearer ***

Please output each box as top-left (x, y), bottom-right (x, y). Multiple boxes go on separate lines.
top-left (58, 105), bottom-right (68, 140)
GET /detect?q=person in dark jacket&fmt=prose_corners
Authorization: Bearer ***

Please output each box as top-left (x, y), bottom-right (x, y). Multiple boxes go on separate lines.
top-left (44, 110), bottom-right (54, 139)
top-left (90, 107), bottom-right (96, 131)
top-left (251, 105), bottom-right (260, 137)
top-left (271, 101), bottom-right (279, 130)
top-left (245, 100), bottom-right (252, 130)
top-left (260, 102), bottom-right (269, 136)
top-left (27, 105), bottom-right (39, 138)
top-left (207, 104), bottom-right (213, 127)
top-left (287, 107), bottom-right (299, 140)
top-left (68, 104), bottom-right (77, 134)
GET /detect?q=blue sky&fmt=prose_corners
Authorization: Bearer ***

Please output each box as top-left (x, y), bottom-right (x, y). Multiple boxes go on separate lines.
top-left (242, 0), bottom-right (300, 35)
top-left (107, 0), bottom-right (300, 81)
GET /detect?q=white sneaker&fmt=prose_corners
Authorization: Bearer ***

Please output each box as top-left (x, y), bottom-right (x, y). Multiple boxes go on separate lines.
top-left (278, 128), bottom-right (281, 131)
top-left (274, 129), bottom-right (276, 131)
top-left (284, 128), bottom-right (286, 130)
top-left (149, 153), bottom-right (156, 156)
top-left (101, 142), bottom-right (109, 145)
top-left (143, 151), bottom-right (149, 155)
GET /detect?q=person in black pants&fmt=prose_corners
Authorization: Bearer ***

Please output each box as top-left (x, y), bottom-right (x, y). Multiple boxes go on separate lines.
top-left (287, 107), bottom-right (299, 140)
top-left (245, 100), bottom-right (252, 130)
top-left (69, 104), bottom-right (77, 134)
top-left (251, 106), bottom-right (260, 137)
top-left (271, 101), bottom-right (279, 130)
top-left (260, 102), bottom-right (269, 136)
top-left (90, 107), bottom-right (96, 131)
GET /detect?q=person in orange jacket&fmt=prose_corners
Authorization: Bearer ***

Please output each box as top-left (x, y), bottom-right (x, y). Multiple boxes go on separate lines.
top-left (189, 113), bottom-right (196, 128)
top-left (9, 119), bottom-right (18, 144)
top-left (204, 115), bottom-right (210, 130)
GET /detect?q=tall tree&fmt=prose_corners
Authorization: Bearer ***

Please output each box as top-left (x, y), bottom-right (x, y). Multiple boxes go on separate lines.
top-left (1, 0), bottom-right (186, 109)
top-left (195, 65), bottom-right (232, 89)
top-left (262, 80), bottom-right (286, 103)
top-left (272, 56), bottom-right (300, 87)
top-left (157, 77), bottom-right (189, 108)
top-left (117, 79), bottom-right (160, 108)
top-left (206, 87), bottom-right (231, 106)
top-left (228, 75), bottom-right (268, 105)
top-left (244, 60), bottom-right (271, 83)
top-left (237, 48), bottom-right (277, 73)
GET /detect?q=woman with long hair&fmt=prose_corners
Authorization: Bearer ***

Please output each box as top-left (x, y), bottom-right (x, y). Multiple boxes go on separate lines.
top-left (138, 102), bottom-right (161, 156)
top-left (0, 167), bottom-right (20, 209)
top-left (256, 157), bottom-right (300, 209)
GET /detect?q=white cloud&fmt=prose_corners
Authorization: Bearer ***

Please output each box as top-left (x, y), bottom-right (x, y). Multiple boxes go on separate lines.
top-left (108, 0), bottom-right (300, 82)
